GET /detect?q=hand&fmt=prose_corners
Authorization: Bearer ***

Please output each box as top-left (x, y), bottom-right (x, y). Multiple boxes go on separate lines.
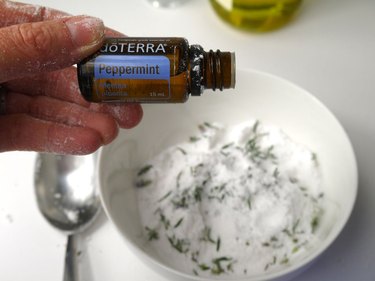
top-left (0, 0), bottom-right (143, 155)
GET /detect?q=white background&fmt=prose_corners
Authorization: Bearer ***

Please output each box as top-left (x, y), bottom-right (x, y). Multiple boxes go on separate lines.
top-left (1, 0), bottom-right (375, 280)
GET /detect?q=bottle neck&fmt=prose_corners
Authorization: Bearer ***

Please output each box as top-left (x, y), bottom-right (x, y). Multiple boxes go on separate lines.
top-left (189, 45), bottom-right (235, 96)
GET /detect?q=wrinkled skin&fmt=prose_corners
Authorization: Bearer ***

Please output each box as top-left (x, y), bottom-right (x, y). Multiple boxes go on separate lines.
top-left (0, 0), bottom-right (143, 155)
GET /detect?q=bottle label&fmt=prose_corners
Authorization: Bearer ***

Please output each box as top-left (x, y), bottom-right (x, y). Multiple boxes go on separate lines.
top-left (93, 55), bottom-right (171, 101)
top-left (216, 0), bottom-right (233, 10)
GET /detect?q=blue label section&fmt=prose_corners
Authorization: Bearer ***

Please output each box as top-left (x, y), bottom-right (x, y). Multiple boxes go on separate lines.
top-left (94, 55), bottom-right (170, 80)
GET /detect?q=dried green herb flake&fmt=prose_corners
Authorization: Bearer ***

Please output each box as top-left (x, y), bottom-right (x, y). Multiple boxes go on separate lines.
top-left (135, 179), bottom-right (152, 188)
top-left (174, 217), bottom-right (184, 228)
top-left (145, 226), bottom-right (159, 241)
top-left (137, 165), bottom-right (153, 176)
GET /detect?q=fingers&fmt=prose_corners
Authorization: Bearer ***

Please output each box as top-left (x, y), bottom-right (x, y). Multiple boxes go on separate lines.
top-left (5, 68), bottom-right (91, 106)
top-left (0, 114), bottom-right (103, 155)
top-left (0, 0), bottom-right (123, 37)
top-left (5, 68), bottom-right (144, 129)
top-left (0, 1), bottom-right (137, 155)
top-left (89, 103), bottom-right (144, 129)
top-left (3, 91), bottom-right (119, 145)
top-left (0, 15), bottom-right (105, 83)
top-left (0, 0), bottom-right (69, 27)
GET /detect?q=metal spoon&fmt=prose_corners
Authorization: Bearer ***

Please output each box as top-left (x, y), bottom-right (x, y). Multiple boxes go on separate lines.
top-left (34, 153), bottom-right (101, 281)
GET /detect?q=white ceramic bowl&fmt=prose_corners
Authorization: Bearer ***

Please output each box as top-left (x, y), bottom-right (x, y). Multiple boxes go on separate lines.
top-left (98, 69), bottom-right (358, 281)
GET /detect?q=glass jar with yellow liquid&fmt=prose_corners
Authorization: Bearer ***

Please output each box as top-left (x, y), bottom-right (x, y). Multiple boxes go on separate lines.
top-left (209, 0), bottom-right (302, 32)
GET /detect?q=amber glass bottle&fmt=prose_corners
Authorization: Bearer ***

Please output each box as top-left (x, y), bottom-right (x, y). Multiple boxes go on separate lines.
top-left (77, 37), bottom-right (235, 103)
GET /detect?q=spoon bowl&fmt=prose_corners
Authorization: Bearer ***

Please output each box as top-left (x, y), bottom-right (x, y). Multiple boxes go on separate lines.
top-left (34, 153), bottom-right (101, 280)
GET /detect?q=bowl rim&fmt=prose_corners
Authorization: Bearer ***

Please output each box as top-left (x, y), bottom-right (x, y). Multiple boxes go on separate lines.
top-left (97, 68), bottom-right (358, 281)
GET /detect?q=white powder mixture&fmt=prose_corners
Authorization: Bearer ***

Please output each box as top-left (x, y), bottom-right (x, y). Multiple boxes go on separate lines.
top-left (135, 120), bottom-right (324, 278)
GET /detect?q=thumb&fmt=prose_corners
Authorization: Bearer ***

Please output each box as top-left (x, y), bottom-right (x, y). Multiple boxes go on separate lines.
top-left (0, 15), bottom-right (104, 83)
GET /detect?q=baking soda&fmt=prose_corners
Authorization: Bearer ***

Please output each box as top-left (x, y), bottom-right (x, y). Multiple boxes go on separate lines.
top-left (135, 120), bottom-right (324, 277)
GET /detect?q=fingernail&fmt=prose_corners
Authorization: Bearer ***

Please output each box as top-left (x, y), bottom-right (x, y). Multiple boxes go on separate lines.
top-left (65, 16), bottom-right (104, 49)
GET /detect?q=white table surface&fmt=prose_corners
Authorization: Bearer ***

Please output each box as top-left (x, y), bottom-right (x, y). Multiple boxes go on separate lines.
top-left (1, 0), bottom-right (375, 280)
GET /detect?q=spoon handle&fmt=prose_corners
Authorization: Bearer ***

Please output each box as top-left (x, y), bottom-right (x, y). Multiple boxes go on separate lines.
top-left (63, 235), bottom-right (78, 281)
